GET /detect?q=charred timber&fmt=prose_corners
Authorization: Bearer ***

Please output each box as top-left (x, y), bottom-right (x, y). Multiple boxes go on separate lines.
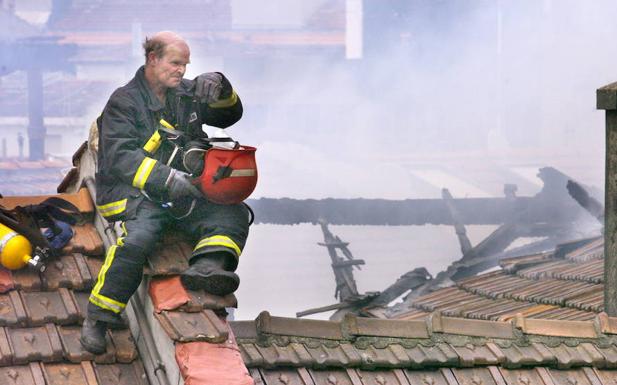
top-left (246, 196), bottom-right (586, 226)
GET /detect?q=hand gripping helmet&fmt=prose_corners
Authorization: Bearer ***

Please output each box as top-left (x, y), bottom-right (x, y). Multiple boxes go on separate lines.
top-left (183, 138), bottom-right (257, 205)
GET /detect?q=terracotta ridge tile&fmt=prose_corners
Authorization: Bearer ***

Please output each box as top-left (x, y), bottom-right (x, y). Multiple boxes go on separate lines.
top-left (513, 313), bottom-right (599, 338)
top-left (430, 312), bottom-right (515, 339)
top-left (256, 311), bottom-right (344, 340)
top-left (343, 314), bottom-right (429, 339)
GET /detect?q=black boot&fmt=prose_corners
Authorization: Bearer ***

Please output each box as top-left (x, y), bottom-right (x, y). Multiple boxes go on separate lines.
top-left (80, 318), bottom-right (107, 354)
top-left (180, 253), bottom-right (240, 295)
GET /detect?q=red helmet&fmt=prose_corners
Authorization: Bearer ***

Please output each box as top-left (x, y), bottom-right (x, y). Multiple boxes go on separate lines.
top-left (185, 145), bottom-right (257, 205)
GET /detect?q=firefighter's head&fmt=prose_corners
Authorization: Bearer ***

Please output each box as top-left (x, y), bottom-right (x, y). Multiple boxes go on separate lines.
top-left (143, 31), bottom-right (190, 90)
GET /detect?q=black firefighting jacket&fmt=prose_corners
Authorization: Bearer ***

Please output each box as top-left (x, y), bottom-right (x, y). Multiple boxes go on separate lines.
top-left (95, 66), bottom-right (242, 221)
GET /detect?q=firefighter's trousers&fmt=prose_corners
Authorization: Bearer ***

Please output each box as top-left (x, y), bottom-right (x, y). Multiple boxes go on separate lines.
top-left (87, 198), bottom-right (250, 324)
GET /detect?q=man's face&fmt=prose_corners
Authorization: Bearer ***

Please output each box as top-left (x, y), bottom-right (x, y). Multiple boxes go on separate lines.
top-left (150, 42), bottom-right (190, 89)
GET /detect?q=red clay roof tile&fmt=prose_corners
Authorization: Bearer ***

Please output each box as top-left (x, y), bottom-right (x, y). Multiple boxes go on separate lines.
top-left (176, 337), bottom-right (253, 385)
top-left (63, 225), bottom-right (104, 256)
top-left (0, 268), bottom-right (14, 294)
top-left (149, 276), bottom-right (191, 313)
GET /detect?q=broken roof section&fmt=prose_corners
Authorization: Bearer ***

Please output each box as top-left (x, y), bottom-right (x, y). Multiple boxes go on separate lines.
top-left (387, 235), bottom-right (605, 322)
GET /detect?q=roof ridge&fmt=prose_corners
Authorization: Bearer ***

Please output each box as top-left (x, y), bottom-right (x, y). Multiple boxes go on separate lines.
top-left (232, 311), bottom-right (617, 341)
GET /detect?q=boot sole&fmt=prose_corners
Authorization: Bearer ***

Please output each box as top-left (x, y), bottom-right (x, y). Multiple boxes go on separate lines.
top-left (80, 335), bottom-right (106, 355)
top-left (180, 270), bottom-right (239, 296)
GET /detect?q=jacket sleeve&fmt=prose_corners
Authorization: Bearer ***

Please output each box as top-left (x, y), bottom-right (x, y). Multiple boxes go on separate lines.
top-left (100, 94), bottom-right (172, 195)
top-left (200, 90), bottom-right (243, 128)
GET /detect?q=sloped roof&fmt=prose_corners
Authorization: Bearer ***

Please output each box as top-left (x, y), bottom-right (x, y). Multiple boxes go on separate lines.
top-left (233, 311), bottom-right (617, 385)
top-left (0, 188), bottom-right (148, 385)
top-left (390, 236), bottom-right (605, 322)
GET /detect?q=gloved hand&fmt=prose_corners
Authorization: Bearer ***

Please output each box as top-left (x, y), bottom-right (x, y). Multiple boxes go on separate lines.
top-left (166, 169), bottom-right (202, 200)
top-left (194, 72), bottom-right (233, 104)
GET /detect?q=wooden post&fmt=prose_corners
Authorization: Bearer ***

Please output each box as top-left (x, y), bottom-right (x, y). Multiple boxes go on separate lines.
top-left (598, 82), bottom-right (617, 316)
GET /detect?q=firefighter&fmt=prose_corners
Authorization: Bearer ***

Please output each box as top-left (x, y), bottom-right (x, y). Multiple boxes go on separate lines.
top-left (80, 31), bottom-right (250, 354)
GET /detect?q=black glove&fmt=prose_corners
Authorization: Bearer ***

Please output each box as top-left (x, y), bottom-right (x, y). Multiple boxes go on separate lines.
top-left (194, 72), bottom-right (233, 104)
top-left (166, 169), bottom-right (202, 200)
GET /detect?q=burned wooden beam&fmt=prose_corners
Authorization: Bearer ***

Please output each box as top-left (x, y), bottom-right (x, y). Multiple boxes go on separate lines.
top-left (567, 180), bottom-right (604, 223)
top-left (247, 167), bottom-right (591, 225)
top-left (442, 188), bottom-right (473, 255)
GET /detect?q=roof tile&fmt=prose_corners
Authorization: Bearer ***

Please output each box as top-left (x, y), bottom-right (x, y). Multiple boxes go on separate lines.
top-left (256, 311), bottom-right (344, 340)
top-left (0, 188), bottom-right (93, 214)
top-left (451, 344), bottom-right (503, 367)
top-left (304, 343), bottom-right (362, 368)
top-left (345, 314), bottom-right (429, 339)
top-left (149, 276), bottom-right (191, 313)
top-left (109, 329), bottom-right (138, 364)
top-left (63, 225), bottom-right (104, 256)
top-left (513, 315), bottom-right (598, 338)
top-left (144, 242), bottom-right (189, 276)
top-left (0, 328), bottom-right (12, 365)
top-left (41, 362), bottom-right (98, 385)
top-left (8, 324), bottom-right (63, 364)
top-left (42, 255), bottom-right (91, 291)
top-left (20, 289), bottom-right (79, 326)
top-left (0, 269), bottom-right (14, 293)
top-left (451, 367), bottom-right (501, 385)
top-left (11, 268), bottom-right (41, 292)
top-left (497, 367), bottom-right (547, 385)
top-left (406, 344), bottom-right (459, 367)
top-left (175, 340), bottom-right (253, 385)
top-left (0, 363), bottom-right (46, 385)
top-left (93, 362), bottom-right (149, 385)
top-left (547, 368), bottom-right (597, 385)
top-left (255, 368), bottom-right (313, 385)
top-left (0, 291), bottom-right (27, 327)
top-left (593, 368), bottom-right (617, 383)
top-left (155, 309), bottom-right (229, 343)
top-left (431, 314), bottom-right (515, 339)
top-left (498, 343), bottom-right (556, 369)
top-left (94, 362), bottom-right (148, 385)
top-left (56, 326), bottom-right (115, 364)
top-left (355, 369), bottom-right (409, 385)
top-left (307, 369), bottom-right (358, 385)
top-left (403, 369), bottom-right (455, 385)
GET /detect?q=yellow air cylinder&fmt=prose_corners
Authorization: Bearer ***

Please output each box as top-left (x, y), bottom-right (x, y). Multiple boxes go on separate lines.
top-left (0, 223), bottom-right (33, 270)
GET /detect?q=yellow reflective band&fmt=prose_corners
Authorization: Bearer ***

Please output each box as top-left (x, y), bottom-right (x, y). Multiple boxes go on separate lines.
top-left (143, 130), bottom-right (162, 154)
top-left (160, 119), bottom-right (175, 130)
top-left (194, 235), bottom-right (241, 257)
top-left (96, 199), bottom-right (127, 217)
top-left (89, 293), bottom-right (126, 313)
top-left (132, 157), bottom-right (157, 190)
top-left (92, 245), bottom-right (117, 300)
top-left (208, 90), bottom-right (238, 109)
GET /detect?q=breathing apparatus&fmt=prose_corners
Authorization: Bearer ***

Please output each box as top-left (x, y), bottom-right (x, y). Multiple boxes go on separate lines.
top-left (0, 198), bottom-right (80, 272)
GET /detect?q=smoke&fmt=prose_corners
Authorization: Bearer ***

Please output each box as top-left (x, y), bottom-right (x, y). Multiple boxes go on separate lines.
top-left (220, 0), bottom-right (616, 199)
